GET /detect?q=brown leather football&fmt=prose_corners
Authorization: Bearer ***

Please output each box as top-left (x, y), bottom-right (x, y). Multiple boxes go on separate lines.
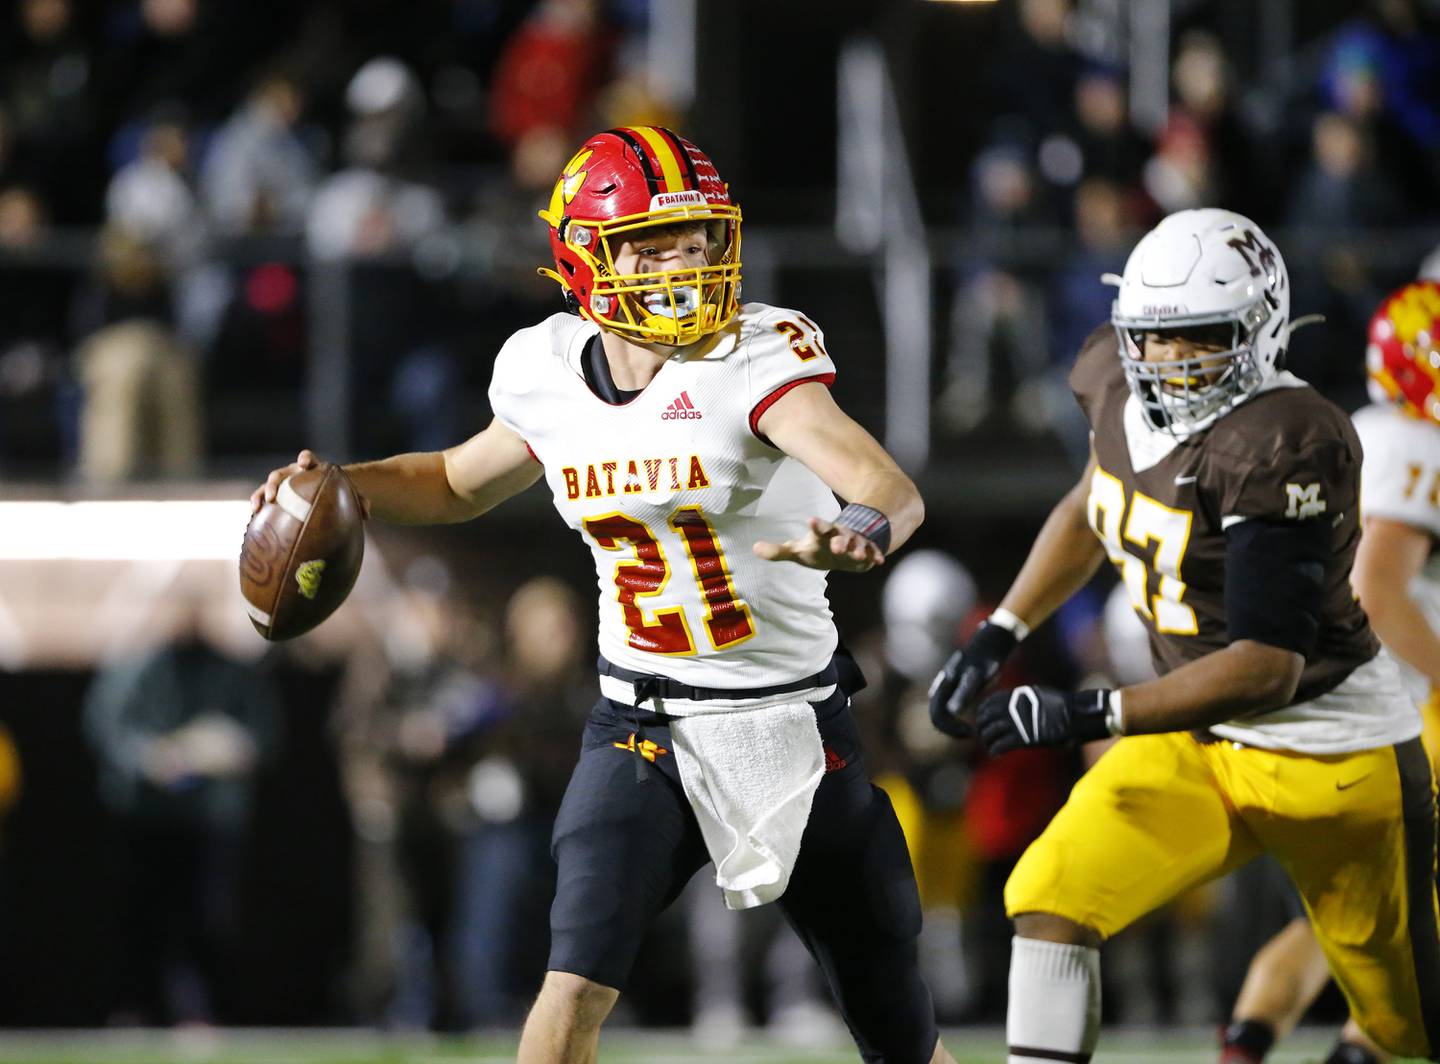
top-left (239, 464), bottom-right (365, 640)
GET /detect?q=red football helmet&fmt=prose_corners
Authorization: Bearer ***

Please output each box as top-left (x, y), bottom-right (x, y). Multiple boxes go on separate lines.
top-left (538, 126), bottom-right (742, 346)
top-left (1366, 280), bottom-right (1440, 424)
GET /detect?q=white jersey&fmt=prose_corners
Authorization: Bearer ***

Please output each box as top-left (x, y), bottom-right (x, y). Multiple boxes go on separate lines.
top-left (1353, 403), bottom-right (1440, 703)
top-left (488, 303), bottom-right (841, 688)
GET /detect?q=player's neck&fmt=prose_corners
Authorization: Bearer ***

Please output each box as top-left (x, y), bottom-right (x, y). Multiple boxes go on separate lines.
top-left (598, 330), bottom-right (671, 392)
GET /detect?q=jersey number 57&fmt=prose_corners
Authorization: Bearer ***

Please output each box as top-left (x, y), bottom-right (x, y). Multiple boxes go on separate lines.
top-left (1089, 466), bottom-right (1200, 636)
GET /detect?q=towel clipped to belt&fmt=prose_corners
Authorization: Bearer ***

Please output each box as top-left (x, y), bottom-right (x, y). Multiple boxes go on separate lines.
top-left (598, 663), bottom-right (836, 909)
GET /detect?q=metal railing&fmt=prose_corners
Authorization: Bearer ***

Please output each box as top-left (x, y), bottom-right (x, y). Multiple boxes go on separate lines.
top-left (836, 36), bottom-right (933, 473)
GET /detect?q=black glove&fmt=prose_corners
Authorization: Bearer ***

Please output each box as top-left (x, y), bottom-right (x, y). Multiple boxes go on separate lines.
top-left (929, 620), bottom-right (1019, 738)
top-left (976, 686), bottom-right (1115, 755)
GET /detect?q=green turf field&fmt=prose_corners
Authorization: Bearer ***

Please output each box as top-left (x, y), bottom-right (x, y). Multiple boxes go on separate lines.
top-left (0, 1027), bottom-right (1391, 1064)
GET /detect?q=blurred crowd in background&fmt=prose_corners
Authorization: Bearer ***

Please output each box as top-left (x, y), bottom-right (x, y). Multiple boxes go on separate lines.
top-left (942, 0), bottom-right (1440, 462)
top-left (0, 0), bottom-right (1436, 1042)
top-left (0, 0), bottom-right (1435, 477)
top-left (0, 0), bottom-right (665, 473)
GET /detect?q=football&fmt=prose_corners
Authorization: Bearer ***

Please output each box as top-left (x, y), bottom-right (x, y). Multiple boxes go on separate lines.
top-left (239, 464), bottom-right (365, 641)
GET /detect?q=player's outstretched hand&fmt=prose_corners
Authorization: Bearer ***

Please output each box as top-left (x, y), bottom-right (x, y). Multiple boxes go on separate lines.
top-left (976, 685), bottom-right (1113, 755)
top-left (753, 516), bottom-right (884, 572)
top-left (928, 619), bottom-right (1019, 738)
top-left (249, 450), bottom-right (372, 519)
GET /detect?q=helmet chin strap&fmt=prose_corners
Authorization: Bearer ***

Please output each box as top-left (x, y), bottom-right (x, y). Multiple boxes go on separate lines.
top-left (638, 304), bottom-right (718, 342)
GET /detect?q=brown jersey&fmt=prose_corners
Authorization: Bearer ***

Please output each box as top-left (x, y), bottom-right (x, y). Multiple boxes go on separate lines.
top-left (1069, 325), bottom-right (1378, 707)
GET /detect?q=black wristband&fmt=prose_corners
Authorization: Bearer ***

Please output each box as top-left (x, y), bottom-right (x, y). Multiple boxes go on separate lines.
top-left (833, 503), bottom-right (891, 555)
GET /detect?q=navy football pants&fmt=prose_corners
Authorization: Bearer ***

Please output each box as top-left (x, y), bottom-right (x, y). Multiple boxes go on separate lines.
top-left (546, 688), bottom-right (939, 1063)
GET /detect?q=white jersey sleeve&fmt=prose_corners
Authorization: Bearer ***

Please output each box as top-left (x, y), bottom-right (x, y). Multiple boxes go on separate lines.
top-left (740, 306), bottom-right (838, 441)
top-left (1353, 403), bottom-right (1440, 537)
top-left (488, 313), bottom-right (597, 444)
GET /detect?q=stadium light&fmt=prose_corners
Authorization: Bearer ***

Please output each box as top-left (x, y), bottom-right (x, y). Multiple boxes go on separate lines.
top-left (0, 500), bottom-right (252, 560)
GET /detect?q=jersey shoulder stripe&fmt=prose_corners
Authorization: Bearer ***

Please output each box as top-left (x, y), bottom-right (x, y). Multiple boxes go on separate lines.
top-left (749, 372), bottom-right (836, 443)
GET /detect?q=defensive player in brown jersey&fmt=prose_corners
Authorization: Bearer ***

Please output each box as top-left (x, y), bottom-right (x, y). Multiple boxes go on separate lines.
top-left (929, 209), bottom-right (1439, 1064)
top-left (1217, 281), bottom-right (1440, 1064)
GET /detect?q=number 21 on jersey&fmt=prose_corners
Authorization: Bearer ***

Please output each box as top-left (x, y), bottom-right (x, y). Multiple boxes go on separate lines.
top-left (1088, 466), bottom-right (1199, 635)
top-left (584, 506), bottom-right (755, 655)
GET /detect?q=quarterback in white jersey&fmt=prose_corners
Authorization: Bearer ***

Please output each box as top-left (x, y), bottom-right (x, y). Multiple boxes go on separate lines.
top-left (487, 302), bottom-right (844, 689)
top-left (253, 126), bottom-right (954, 1064)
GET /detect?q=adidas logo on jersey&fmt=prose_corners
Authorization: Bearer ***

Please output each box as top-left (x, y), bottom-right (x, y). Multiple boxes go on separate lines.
top-left (661, 391), bottom-right (702, 420)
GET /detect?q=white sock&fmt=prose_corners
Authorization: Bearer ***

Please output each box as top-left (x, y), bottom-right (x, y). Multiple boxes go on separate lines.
top-left (1006, 935), bottom-right (1101, 1063)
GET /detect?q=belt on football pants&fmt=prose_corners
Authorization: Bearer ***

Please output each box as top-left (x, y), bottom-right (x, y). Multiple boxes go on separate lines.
top-left (596, 656), bottom-right (840, 710)
top-left (597, 656), bottom-right (841, 782)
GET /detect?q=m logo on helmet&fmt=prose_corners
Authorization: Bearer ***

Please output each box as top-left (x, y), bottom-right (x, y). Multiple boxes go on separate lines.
top-left (1226, 229), bottom-right (1278, 280)
top-left (1284, 483), bottom-right (1326, 519)
top-left (1112, 210), bottom-right (1292, 436)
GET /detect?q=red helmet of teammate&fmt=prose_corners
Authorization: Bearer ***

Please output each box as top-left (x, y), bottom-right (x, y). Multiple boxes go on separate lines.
top-left (537, 126), bottom-right (742, 347)
top-left (1366, 280), bottom-right (1440, 425)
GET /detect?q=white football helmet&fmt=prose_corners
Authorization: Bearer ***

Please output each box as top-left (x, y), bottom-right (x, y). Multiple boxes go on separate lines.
top-left (1108, 208), bottom-right (1290, 434)
top-left (882, 550), bottom-right (977, 684)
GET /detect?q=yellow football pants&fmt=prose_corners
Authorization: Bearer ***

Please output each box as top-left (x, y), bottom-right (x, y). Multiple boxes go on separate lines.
top-left (1005, 731), bottom-right (1440, 1059)
top-left (876, 773), bottom-right (978, 911)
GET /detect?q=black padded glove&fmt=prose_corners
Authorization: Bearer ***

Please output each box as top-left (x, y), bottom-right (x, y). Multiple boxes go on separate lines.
top-left (977, 686), bottom-right (1114, 755)
top-left (928, 620), bottom-right (1019, 738)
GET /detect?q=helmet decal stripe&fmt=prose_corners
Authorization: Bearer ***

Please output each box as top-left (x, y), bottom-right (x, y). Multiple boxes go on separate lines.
top-left (627, 126), bottom-right (686, 193)
top-left (658, 126), bottom-right (701, 191)
top-left (606, 128), bottom-right (661, 198)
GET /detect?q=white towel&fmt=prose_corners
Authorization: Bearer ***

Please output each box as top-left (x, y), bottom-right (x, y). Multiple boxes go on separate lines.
top-left (667, 698), bottom-right (827, 910)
